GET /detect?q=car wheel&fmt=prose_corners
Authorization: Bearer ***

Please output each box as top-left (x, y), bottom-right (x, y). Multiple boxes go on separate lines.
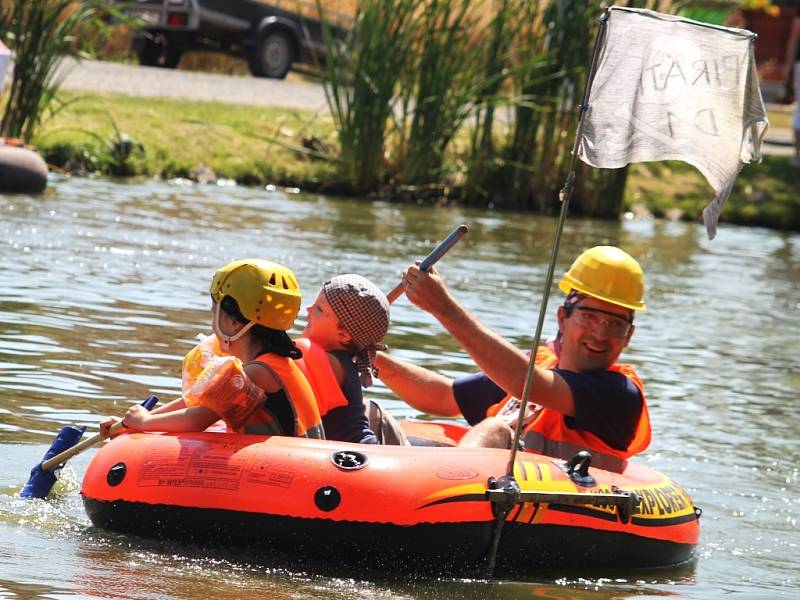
top-left (162, 44), bottom-right (182, 69)
top-left (136, 33), bottom-right (182, 69)
top-left (249, 30), bottom-right (294, 79)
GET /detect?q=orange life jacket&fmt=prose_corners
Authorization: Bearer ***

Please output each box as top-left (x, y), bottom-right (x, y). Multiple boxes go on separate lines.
top-left (293, 337), bottom-right (350, 417)
top-left (487, 346), bottom-right (650, 472)
top-left (182, 337), bottom-right (323, 438)
top-left (246, 352), bottom-right (324, 438)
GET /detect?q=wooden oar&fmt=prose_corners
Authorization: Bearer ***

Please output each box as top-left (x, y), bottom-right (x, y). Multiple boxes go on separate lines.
top-left (386, 224), bottom-right (468, 304)
top-left (20, 395), bottom-right (159, 499)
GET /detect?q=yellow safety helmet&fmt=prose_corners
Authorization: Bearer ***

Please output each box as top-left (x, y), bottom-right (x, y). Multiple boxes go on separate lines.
top-left (558, 246), bottom-right (646, 311)
top-left (210, 259), bottom-right (302, 331)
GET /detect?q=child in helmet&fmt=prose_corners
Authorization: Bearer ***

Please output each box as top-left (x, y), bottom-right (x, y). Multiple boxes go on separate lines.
top-left (101, 259), bottom-right (323, 438)
top-left (296, 274), bottom-right (407, 445)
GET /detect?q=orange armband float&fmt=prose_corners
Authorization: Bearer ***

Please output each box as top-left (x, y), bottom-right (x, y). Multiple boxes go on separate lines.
top-left (182, 334), bottom-right (224, 398)
top-left (182, 337), bottom-right (265, 430)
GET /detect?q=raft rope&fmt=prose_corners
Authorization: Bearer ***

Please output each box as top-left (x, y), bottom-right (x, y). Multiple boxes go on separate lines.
top-left (484, 10), bottom-right (611, 577)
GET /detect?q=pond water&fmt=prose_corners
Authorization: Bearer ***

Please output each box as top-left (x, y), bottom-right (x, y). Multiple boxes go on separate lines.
top-left (0, 175), bottom-right (798, 599)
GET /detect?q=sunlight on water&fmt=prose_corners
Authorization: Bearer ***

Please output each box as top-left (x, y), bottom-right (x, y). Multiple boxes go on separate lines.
top-left (0, 175), bottom-right (798, 598)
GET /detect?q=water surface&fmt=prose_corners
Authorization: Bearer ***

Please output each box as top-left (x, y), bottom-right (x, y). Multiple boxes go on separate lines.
top-left (1, 176), bottom-right (798, 598)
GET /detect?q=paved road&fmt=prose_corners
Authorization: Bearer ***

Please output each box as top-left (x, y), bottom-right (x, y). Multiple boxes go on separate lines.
top-left (57, 58), bottom-right (329, 112)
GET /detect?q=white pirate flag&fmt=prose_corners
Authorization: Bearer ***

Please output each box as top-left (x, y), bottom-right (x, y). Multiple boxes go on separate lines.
top-left (577, 7), bottom-right (768, 239)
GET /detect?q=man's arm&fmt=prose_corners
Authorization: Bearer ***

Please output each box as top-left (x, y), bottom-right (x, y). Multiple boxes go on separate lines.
top-left (402, 264), bottom-right (574, 416)
top-left (374, 351), bottom-right (461, 417)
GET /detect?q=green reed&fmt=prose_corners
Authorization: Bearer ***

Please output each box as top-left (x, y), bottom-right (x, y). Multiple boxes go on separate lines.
top-left (0, 0), bottom-right (120, 141)
top-left (394, 0), bottom-right (488, 186)
top-left (318, 0), bottom-right (420, 192)
top-left (457, 0), bottom-right (632, 215)
top-left (502, 0), bottom-right (598, 212)
top-left (462, 0), bottom-right (517, 201)
top-left (317, 0), bottom-right (686, 216)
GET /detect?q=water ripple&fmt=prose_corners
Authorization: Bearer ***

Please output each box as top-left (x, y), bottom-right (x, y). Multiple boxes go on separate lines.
top-left (0, 177), bottom-right (798, 596)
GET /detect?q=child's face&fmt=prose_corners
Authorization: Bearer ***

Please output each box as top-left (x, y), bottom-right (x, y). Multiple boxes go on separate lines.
top-left (303, 291), bottom-right (351, 350)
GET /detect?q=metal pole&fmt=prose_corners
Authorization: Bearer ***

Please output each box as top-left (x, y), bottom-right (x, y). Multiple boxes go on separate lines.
top-left (483, 8), bottom-right (610, 577)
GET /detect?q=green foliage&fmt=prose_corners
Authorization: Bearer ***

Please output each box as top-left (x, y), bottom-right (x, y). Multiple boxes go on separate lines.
top-left (463, 0), bottom-right (519, 200)
top-left (395, 0), bottom-right (490, 185)
top-left (0, 0), bottom-right (122, 141)
top-left (317, 0), bottom-right (636, 215)
top-left (318, 0), bottom-right (420, 192)
top-left (625, 157), bottom-right (800, 231)
top-left (34, 91), bottom-right (341, 188)
top-left (502, 0), bottom-right (601, 213)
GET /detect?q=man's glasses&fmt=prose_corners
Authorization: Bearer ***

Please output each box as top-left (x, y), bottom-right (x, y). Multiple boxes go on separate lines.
top-left (571, 306), bottom-right (633, 338)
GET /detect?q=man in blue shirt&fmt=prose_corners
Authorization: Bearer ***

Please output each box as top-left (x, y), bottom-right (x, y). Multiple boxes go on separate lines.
top-left (375, 246), bottom-right (651, 470)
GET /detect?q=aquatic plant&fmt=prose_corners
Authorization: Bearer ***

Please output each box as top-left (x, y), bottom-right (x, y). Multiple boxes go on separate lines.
top-left (500, 0), bottom-right (600, 213)
top-left (394, 0), bottom-right (490, 186)
top-left (38, 115), bottom-right (145, 177)
top-left (318, 0), bottom-right (420, 192)
top-left (0, 0), bottom-right (121, 141)
top-left (462, 0), bottom-right (684, 217)
top-left (462, 0), bottom-right (518, 201)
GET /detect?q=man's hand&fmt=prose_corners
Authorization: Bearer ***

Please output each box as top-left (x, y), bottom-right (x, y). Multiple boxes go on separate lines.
top-left (495, 397), bottom-right (541, 430)
top-left (402, 263), bottom-right (453, 316)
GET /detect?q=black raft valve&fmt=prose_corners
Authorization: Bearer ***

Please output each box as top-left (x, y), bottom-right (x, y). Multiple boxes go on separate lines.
top-left (564, 450), bottom-right (596, 487)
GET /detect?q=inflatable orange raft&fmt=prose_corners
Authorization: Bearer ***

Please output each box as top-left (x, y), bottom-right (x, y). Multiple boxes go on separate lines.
top-left (81, 421), bottom-right (700, 576)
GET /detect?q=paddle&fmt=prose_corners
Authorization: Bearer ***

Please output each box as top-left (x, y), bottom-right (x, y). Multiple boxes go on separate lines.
top-left (386, 224), bottom-right (468, 304)
top-left (20, 395), bottom-right (159, 499)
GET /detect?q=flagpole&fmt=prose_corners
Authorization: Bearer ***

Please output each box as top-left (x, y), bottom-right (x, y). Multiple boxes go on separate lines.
top-left (483, 8), bottom-right (611, 577)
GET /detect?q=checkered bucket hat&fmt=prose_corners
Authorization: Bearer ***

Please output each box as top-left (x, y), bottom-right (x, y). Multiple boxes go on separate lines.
top-left (322, 274), bottom-right (389, 388)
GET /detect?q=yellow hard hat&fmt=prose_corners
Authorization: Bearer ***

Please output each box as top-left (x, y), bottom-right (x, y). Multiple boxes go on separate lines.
top-left (558, 246), bottom-right (646, 311)
top-left (210, 259), bottom-right (302, 331)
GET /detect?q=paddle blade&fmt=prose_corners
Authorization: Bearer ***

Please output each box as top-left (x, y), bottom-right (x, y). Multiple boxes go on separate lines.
top-left (20, 425), bottom-right (86, 499)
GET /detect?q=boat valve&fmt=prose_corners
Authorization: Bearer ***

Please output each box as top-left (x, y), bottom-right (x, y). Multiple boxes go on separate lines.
top-left (486, 474), bottom-right (521, 518)
top-left (564, 450), bottom-right (596, 486)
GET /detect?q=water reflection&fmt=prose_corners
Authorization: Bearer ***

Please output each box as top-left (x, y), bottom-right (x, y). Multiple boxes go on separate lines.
top-left (1, 176), bottom-right (798, 597)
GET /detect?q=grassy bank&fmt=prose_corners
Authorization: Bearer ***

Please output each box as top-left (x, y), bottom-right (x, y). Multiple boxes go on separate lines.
top-left (35, 91), bottom-right (340, 189)
top-left (33, 91), bottom-right (800, 232)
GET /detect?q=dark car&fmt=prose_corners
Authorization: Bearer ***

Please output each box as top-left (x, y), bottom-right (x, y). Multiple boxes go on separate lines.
top-left (123, 0), bottom-right (349, 79)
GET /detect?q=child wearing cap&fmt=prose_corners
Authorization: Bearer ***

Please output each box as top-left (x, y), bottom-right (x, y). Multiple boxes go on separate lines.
top-left (296, 274), bottom-right (406, 445)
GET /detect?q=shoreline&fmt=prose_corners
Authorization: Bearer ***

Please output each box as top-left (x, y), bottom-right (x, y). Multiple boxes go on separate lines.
top-left (32, 88), bottom-right (800, 233)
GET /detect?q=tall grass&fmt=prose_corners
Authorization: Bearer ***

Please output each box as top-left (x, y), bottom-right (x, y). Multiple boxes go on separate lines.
top-left (468, 0), bottom-right (672, 216)
top-left (395, 0), bottom-right (488, 186)
top-left (318, 0), bottom-right (420, 192)
top-left (508, 0), bottom-right (600, 213)
top-left (463, 0), bottom-right (517, 201)
top-left (318, 0), bottom-right (686, 216)
top-left (0, 0), bottom-right (118, 141)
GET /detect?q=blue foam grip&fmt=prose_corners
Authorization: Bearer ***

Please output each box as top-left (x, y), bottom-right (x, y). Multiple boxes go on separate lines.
top-left (142, 395), bottom-right (159, 411)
